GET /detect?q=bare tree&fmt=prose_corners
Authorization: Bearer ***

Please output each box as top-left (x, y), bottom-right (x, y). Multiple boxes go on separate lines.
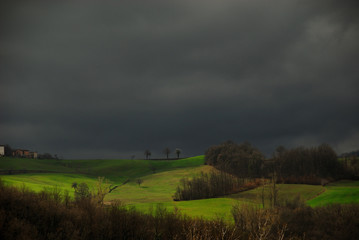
top-left (144, 150), bottom-right (151, 160)
top-left (163, 147), bottom-right (171, 159)
top-left (268, 172), bottom-right (278, 208)
top-left (260, 178), bottom-right (266, 208)
top-left (95, 176), bottom-right (110, 205)
top-left (136, 178), bottom-right (144, 187)
top-left (175, 148), bottom-right (182, 159)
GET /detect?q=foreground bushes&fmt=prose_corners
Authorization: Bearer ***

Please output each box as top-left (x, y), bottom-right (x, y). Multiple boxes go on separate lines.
top-left (0, 180), bottom-right (240, 240)
top-left (1, 179), bottom-right (359, 240)
top-left (231, 202), bottom-right (359, 240)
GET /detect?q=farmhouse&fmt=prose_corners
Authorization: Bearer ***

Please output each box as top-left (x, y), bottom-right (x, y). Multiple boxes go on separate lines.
top-left (13, 149), bottom-right (24, 157)
top-left (0, 145), bottom-right (4, 157)
top-left (23, 150), bottom-right (30, 157)
top-left (12, 149), bottom-right (38, 158)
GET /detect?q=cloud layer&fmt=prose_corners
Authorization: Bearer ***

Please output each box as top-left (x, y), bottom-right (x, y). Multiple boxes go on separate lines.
top-left (1, 0), bottom-right (358, 158)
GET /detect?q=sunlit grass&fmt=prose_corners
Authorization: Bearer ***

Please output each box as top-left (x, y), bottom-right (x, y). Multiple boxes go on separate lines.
top-left (129, 198), bottom-right (243, 221)
top-left (307, 180), bottom-right (359, 206)
top-left (1, 173), bottom-right (98, 196)
top-left (0, 156), bottom-right (206, 200)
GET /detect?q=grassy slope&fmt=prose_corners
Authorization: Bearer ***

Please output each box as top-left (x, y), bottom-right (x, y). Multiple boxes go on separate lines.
top-left (1, 156), bottom-right (359, 220)
top-left (229, 184), bottom-right (324, 205)
top-left (107, 165), bottom-right (213, 203)
top-left (0, 156), bottom-right (205, 196)
top-left (307, 180), bottom-right (359, 206)
top-left (1, 155), bottom-right (235, 219)
top-left (0, 156), bottom-right (204, 180)
top-left (0, 157), bottom-right (75, 173)
top-left (2, 173), bottom-right (98, 193)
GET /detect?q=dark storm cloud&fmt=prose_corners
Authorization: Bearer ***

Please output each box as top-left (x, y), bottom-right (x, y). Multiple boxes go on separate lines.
top-left (1, 0), bottom-right (358, 158)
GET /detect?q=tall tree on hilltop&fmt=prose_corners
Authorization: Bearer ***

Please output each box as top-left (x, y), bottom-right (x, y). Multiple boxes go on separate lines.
top-left (175, 148), bottom-right (182, 159)
top-left (144, 150), bottom-right (151, 160)
top-left (163, 147), bottom-right (171, 159)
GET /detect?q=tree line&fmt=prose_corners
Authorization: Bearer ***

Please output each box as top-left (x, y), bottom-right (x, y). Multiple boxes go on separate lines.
top-left (341, 153), bottom-right (359, 178)
top-left (144, 147), bottom-right (182, 160)
top-left (270, 144), bottom-right (343, 184)
top-left (205, 141), bottom-right (353, 184)
top-left (173, 171), bottom-right (260, 201)
top-left (205, 141), bottom-right (264, 178)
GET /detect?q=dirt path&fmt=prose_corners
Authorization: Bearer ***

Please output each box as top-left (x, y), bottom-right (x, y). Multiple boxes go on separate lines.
top-left (307, 186), bottom-right (326, 201)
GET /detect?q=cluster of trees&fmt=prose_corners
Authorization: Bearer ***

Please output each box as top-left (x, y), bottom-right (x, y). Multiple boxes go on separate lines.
top-left (1, 179), bottom-right (359, 240)
top-left (205, 141), bottom-right (347, 184)
top-left (340, 150), bottom-right (359, 158)
top-left (173, 171), bottom-right (260, 201)
top-left (271, 144), bottom-right (343, 183)
top-left (343, 157), bottom-right (359, 178)
top-left (341, 152), bottom-right (359, 178)
top-left (144, 148), bottom-right (182, 160)
top-left (205, 141), bottom-right (264, 178)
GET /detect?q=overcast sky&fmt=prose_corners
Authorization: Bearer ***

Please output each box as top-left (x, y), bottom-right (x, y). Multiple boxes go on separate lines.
top-left (1, 0), bottom-right (358, 159)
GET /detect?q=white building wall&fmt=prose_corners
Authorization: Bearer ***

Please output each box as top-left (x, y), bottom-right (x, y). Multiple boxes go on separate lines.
top-left (0, 146), bottom-right (4, 156)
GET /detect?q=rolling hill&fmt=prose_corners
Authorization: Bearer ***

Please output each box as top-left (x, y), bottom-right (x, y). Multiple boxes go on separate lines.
top-left (1, 155), bottom-right (359, 220)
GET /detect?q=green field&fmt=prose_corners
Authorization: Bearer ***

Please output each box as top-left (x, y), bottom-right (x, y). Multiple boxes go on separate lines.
top-left (1, 173), bottom-right (98, 193)
top-left (0, 156), bottom-right (205, 182)
top-left (307, 180), bottom-right (359, 206)
top-left (229, 183), bottom-right (325, 205)
top-left (1, 156), bottom-right (359, 220)
top-left (0, 156), bottom-right (206, 197)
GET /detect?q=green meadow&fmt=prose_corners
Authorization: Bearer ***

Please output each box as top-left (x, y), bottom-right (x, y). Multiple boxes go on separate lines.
top-left (1, 173), bottom-right (98, 193)
top-left (307, 180), bottom-right (359, 206)
top-left (1, 156), bottom-right (359, 220)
